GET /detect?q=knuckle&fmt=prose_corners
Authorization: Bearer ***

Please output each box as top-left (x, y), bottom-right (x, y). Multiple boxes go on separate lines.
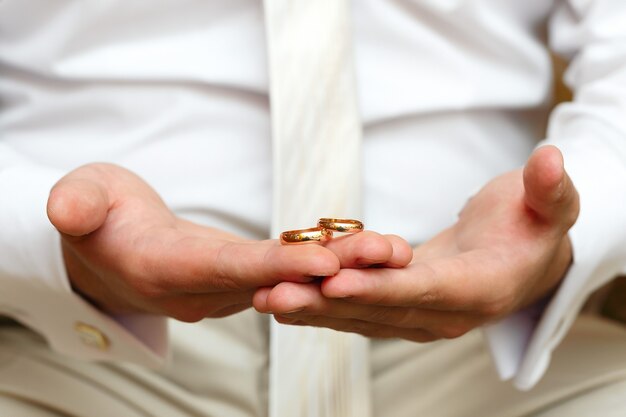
top-left (364, 308), bottom-right (395, 324)
top-left (473, 279), bottom-right (517, 319)
top-left (408, 332), bottom-right (439, 343)
top-left (477, 294), bottom-right (513, 318)
top-left (162, 303), bottom-right (207, 323)
top-left (476, 301), bottom-right (500, 318)
top-left (419, 288), bottom-right (440, 306)
top-left (384, 309), bottom-right (417, 328)
top-left (564, 203), bottom-right (580, 229)
top-left (438, 324), bottom-right (470, 339)
top-left (554, 182), bottom-right (579, 230)
top-left (131, 281), bottom-right (166, 299)
top-left (209, 243), bottom-right (246, 291)
top-left (275, 315), bottom-right (299, 325)
top-left (346, 320), bottom-right (370, 335)
top-left (171, 310), bottom-right (206, 323)
top-left (359, 329), bottom-right (390, 339)
top-left (212, 274), bottom-right (245, 291)
top-left (211, 303), bottom-right (251, 318)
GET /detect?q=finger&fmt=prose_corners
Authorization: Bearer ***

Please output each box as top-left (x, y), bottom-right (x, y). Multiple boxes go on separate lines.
top-left (274, 314), bottom-right (438, 343)
top-left (157, 290), bottom-right (255, 322)
top-left (322, 231), bottom-right (393, 268)
top-left (382, 234), bottom-right (414, 267)
top-left (159, 238), bottom-right (341, 293)
top-left (48, 163), bottom-right (169, 238)
top-left (254, 282), bottom-right (320, 314)
top-left (209, 303), bottom-right (252, 318)
top-left (322, 231), bottom-right (412, 268)
top-left (259, 282), bottom-right (481, 337)
top-left (47, 175), bottom-right (110, 237)
top-left (321, 253), bottom-right (504, 312)
top-left (263, 282), bottom-right (481, 332)
top-left (523, 145), bottom-right (579, 229)
top-left (252, 286), bottom-right (273, 313)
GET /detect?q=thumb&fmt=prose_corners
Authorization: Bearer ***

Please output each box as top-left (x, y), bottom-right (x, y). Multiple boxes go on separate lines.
top-left (523, 145), bottom-right (579, 228)
top-left (47, 169), bottom-right (110, 237)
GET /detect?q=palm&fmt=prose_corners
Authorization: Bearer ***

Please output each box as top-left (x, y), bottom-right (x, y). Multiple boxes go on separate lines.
top-left (413, 167), bottom-right (573, 317)
top-left (255, 146), bottom-right (580, 342)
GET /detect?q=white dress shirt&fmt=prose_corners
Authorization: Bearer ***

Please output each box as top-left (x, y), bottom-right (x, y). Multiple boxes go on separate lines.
top-left (1, 0), bottom-right (626, 392)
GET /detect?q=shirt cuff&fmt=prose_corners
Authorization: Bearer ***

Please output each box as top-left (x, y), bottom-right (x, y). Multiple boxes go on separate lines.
top-left (482, 120), bottom-right (626, 390)
top-left (482, 296), bottom-right (549, 381)
top-left (0, 163), bottom-right (168, 367)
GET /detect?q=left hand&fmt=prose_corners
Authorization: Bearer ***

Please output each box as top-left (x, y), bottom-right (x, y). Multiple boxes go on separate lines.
top-left (253, 146), bottom-right (580, 342)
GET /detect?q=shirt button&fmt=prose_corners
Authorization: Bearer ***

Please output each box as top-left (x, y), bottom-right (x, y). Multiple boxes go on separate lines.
top-left (74, 322), bottom-right (110, 351)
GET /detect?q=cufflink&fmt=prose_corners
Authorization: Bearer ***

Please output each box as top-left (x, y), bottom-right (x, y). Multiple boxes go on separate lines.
top-left (74, 322), bottom-right (110, 351)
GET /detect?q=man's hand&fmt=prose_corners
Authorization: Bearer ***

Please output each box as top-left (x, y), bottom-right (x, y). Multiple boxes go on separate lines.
top-left (47, 163), bottom-right (412, 322)
top-left (253, 146), bottom-right (580, 342)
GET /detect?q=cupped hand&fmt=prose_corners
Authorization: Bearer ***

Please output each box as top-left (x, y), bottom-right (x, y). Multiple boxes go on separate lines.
top-left (48, 163), bottom-right (412, 323)
top-left (254, 146), bottom-right (580, 342)
top-left (47, 163), bottom-right (345, 321)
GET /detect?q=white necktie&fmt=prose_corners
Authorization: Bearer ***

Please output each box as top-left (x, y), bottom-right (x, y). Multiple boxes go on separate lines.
top-left (263, 1), bottom-right (372, 416)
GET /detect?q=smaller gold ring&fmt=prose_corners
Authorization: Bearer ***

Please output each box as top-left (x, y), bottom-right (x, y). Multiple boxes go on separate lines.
top-left (318, 218), bottom-right (364, 234)
top-left (280, 227), bottom-right (333, 245)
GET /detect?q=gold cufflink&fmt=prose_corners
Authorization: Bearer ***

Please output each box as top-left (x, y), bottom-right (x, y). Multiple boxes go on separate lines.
top-left (74, 322), bottom-right (110, 351)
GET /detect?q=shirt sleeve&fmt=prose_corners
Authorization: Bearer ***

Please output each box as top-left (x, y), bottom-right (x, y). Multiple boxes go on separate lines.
top-left (0, 146), bottom-right (168, 367)
top-left (483, 0), bottom-right (626, 390)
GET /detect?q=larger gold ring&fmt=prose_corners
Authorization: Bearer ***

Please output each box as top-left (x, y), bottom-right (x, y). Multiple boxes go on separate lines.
top-left (318, 218), bottom-right (364, 234)
top-left (280, 227), bottom-right (333, 245)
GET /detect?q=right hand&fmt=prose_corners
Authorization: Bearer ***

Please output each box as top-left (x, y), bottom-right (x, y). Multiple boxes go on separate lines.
top-left (47, 163), bottom-right (412, 322)
top-left (46, 163), bottom-right (340, 321)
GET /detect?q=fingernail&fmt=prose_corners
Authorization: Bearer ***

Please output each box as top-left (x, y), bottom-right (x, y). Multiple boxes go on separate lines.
top-left (306, 271), bottom-right (336, 278)
top-left (554, 176), bottom-right (566, 200)
top-left (357, 258), bottom-right (385, 267)
top-left (304, 275), bottom-right (328, 284)
top-left (283, 307), bottom-right (304, 314)
top-left (275, 315), bottom-right (297, 324)
top-left (355, 258), bottom-right (386, 266)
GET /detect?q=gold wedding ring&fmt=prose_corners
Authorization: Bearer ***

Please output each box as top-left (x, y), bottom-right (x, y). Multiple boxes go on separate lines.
top-left (280, 227), bottom-right (333, 245)
top-left (279, 218), bottom-right (364, 245)
top-left (317, 218), bottom-right (364, 234)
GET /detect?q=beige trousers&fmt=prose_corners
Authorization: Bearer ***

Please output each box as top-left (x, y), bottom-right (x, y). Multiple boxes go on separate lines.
top-left (1, 313), bottom-right (626, 417)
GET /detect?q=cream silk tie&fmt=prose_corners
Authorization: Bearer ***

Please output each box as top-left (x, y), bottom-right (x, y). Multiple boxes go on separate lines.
top-left (263, 1), bottom-right (371, 416)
